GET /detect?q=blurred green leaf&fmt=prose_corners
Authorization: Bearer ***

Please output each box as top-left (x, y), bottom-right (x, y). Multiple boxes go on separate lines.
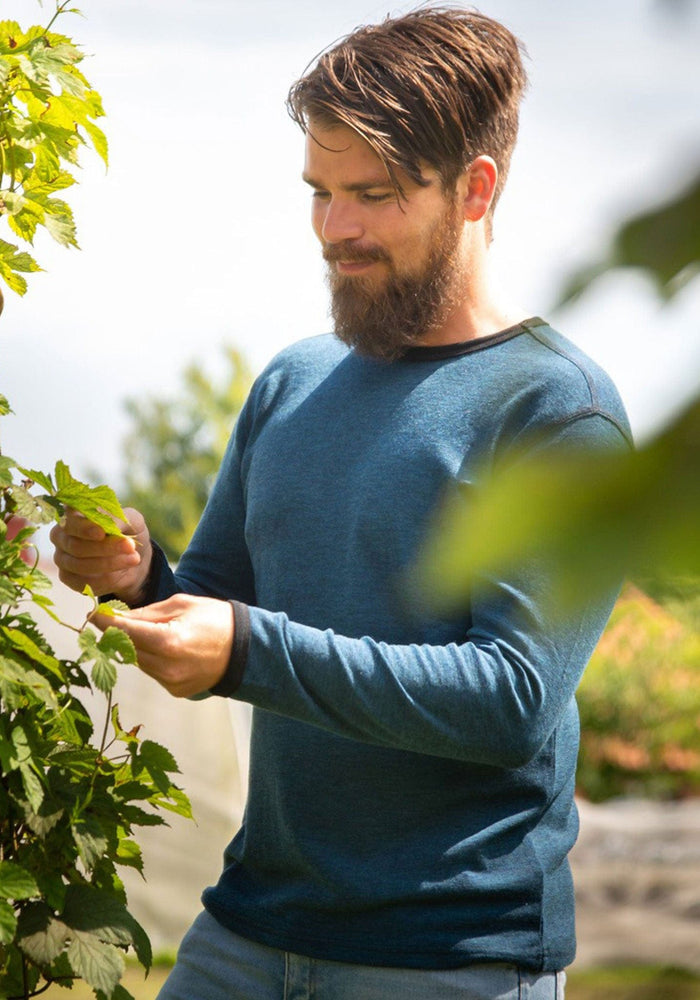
top-left (558, 169), bottom-right (700, 305)
top-left (414, 397), bottom-right (700, 621)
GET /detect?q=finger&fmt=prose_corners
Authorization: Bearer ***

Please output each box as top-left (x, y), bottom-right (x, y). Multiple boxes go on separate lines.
top-left (109, 596), bottom-right (187, 622)
top-left (55, 549), bottom-right (141, 580)
top-left (126, 648), bottom-right (194, 698)
top-left (55, 532), bottom-right (138, 562)
top-left (91, 609), bottom-right (176, 655)
top-left (59, 509), bottom-right (108, 541)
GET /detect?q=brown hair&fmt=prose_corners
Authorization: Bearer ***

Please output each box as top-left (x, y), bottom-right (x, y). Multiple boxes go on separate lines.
top-left (287, 5), bottom-right (528, 212)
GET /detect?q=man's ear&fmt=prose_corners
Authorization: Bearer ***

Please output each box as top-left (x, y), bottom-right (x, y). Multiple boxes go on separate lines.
top-left (459, 155), bottom-right (498, 222)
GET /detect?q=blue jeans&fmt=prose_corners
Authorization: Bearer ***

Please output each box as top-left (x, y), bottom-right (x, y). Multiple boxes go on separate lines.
top-left (157, 909), bottom-right (566, 999)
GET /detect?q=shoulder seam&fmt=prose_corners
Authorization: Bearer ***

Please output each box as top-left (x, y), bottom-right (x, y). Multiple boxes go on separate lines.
top-left (524, 323), bottom-right (599, 410)
top-left (547, 408), bottom-right (634, 447)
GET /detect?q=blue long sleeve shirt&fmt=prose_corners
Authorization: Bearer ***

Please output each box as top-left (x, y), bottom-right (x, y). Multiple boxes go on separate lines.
top-left (150, 318), bottom-right (631, 971)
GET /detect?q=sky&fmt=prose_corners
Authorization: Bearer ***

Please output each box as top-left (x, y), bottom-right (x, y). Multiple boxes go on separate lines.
top-left (1, 0), bottom-right (699, 496)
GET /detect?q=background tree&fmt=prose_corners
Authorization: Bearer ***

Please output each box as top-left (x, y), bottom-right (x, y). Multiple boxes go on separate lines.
top-left (117, 346), bottom-right (251, 564)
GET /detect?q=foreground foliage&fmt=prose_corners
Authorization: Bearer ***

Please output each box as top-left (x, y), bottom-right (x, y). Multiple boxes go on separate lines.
top-left (1, 7), bottom-right (192, 998)
top-left (0, 397), bottom-right (192, 1000)
top-left (0, 2), bottom-right (107, 296)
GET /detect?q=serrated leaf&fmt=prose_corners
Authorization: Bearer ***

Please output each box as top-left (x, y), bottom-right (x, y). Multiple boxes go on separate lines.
top-left (20, 762), bottom-right (44, 812)
top-left (92, 656), bottom-right (117, 694)
top-left (96, 599), bottom-right (130, 617)
top-left (17, 466), bottom-right (54, 492)
top-left (79, 625), bottom-right (137, 693)
top-left (1, 625), bottom-right (63, 679)
top-left (0, 898), bottom-right (17, 945)
top-left (54, 459), bottom-right (72, 492)
top-left (83, 117), bottom-right (108, 167)
top-left (7, 484), bottom-right (56, 523)
top-left (17, 902), bottom-right (70, 964)
top-left (153, 784), bottom-right (193, 821)
top-left (21, 800), bottom-right (64, 839)
top-left (0, 457), bottom-right (16, 488)
top-left (97, 986), bottom-right (136, 1000)
top-left (139, 740), bottom-right (179, 775)
top-left (0, 243), bottom-right (41, 273)
top-left (0, 860), bottom-right (39, 900)
top-left (67, 931), bottom-right (124, 996)
top-left (0, 658), bottom-right (57, 712)
top-left (72, 815), bottom-right (108, 871)
top-left (99, 627), bottom-right (138, 665)
top-left (44, 202), bottom-right (78, 248)
top-left (54, 471), bottom-right (129, 537)
top-left (114, 837), bottom-right (143, 872)
top-left (0, 260), bottom-right (28, 294)
top-left (62, 884), bottom-right (148, 967)
top-left (49, 747), bottom-right (98, 771)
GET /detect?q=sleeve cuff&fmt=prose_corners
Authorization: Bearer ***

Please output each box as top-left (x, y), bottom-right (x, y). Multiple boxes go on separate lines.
top-left (209, 600), bottom-right (251, 698)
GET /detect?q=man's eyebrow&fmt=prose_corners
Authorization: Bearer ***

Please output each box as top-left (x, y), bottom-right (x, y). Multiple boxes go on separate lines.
top-left (301, 173), bottom-right (393, 192)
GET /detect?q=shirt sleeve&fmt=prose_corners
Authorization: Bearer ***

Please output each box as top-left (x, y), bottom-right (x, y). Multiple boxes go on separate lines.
top-left (146, 396), bottom-right (258, 607)
top-left (212, 412), bottom-right (630, 768)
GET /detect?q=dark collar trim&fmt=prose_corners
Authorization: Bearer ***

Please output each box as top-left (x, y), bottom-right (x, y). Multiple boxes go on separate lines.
top-left (399, 316), bottom-right (545, 362)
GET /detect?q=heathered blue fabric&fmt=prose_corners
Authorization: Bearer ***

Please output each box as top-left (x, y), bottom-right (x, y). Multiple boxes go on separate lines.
top-left (153, 319), bottom-right (631, 971)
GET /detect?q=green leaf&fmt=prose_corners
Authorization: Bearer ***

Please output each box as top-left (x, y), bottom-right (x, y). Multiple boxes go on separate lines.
top-left (0, 393), bottom-right (13, 415)
top-left (114, 837), bottom-right (143, 872)
top-left (17, 465), bottom-right (55, 493)
top-left (153, 783), bottom-right (193, 821)
top-left (558, 170), bottom-right (700, 305)
top-left (17, 902), bottom-right (70, 965)
top-left (1, 625), bottom-right (64, 680)
top-left (66, 931), bottom-right (125, 996)
top-left (138, 740), bottom-right (179, 775)
top-left (100, 627), bottom-right (139, 666)
top-left (0, 455), bottom-right (16, 486)
top-left (0, 898), bottom-right (17, 945)
top-left (44, 199), bottom-right (78, 248)
top-left (53, 462), bottom-right (129, 536)
top-left (414, 397), bottom-right (700, 620)
top-left (0, 860), bottom-right (39, 901)
top-left (97, 986), bottom-right (136, 1000)
top-left (21, 800), bottom-right (64, 839)
top-left (79, 626), bottom-right (137, 693)
top-left (20, 762), bottom-right (44, 812)
top-left (96, 599), bottom-right (131, 617)
top-left (7, 483), bottom-right (57, 523)
top-left (72, 815), bottom-right (109, 871)
top-left (62, 884), bottom-right (151, 969)
top-left (0, 241), bottom-right (41, 274)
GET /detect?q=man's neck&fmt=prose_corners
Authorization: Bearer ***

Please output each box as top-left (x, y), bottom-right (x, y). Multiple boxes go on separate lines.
top-left (417, 234), bottom-right (525, 347)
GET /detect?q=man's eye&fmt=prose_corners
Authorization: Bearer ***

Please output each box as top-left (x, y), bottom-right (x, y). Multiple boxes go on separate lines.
top-left (311, 190), bottom-right (331, 200)
top-left (361, 192), bottom-right (392, 203)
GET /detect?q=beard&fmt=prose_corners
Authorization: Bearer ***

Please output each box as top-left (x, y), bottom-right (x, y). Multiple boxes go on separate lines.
top-left (324, 202), bottom-right (465, 361)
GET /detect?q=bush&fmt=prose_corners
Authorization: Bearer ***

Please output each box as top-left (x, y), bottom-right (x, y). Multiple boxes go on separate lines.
top-left (576, 584), bottom-right (700, 801)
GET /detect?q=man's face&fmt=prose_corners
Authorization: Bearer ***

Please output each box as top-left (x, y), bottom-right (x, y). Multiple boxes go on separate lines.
top-left (303, 122), bottom-right (467, 360)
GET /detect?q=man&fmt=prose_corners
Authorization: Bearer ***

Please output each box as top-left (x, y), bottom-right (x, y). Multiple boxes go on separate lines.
top-left (51, 8), bottom-right (631, 998)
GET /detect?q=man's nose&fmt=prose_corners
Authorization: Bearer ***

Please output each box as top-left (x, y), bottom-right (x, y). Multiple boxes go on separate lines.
top-left (320, 198), bottom-right (364, 244)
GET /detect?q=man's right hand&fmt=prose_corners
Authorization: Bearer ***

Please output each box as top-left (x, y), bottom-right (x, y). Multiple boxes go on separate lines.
top-left (49, 507), bottom-right (153, 606)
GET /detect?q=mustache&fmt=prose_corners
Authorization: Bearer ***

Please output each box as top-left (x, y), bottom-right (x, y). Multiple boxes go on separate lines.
top-left (323, 242), bottom-right (390, 265)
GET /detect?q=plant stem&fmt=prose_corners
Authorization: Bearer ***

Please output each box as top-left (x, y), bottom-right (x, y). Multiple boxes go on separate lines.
top-left (99, 688), bottom-right (113, 755)
top-left (43, 0), bottom-right (73, 36)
